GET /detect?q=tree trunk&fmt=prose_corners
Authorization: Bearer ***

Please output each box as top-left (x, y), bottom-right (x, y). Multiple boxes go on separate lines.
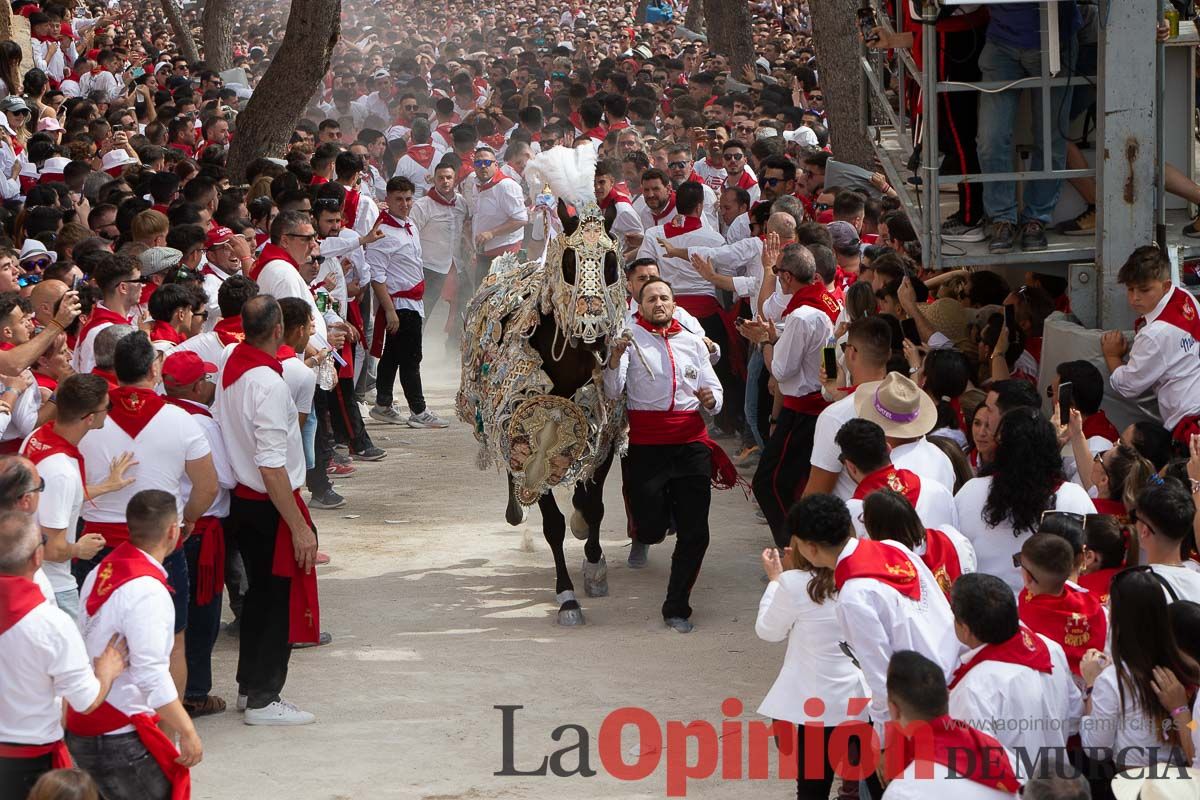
top-left (202, 0), bottom-right (235, 72)
top-left (160, 0), bottom-right (200, 64)
top-left (684, 0), bottom-right (704, 33)
top-left (703, 0), bottom-right (754, 74)
top-left (226, 0), bottom-right (341, 183)
top-left (809, 0), bottom-right (875, 168)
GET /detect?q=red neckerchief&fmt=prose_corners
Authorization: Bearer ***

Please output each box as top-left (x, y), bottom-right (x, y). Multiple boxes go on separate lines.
top-left (686, 172), bottom-right (705, 185)
top-left (309, 175), bottom-right (328, 186)
top-left (426, 189), bottom-right (456, 207)
top-left (213, 315), bottom-right (244, 346)
top-left (834, 539), bottom-right (921, 600)
top-left (649, 191), bottom-right (677, 225)
top-left (377, 211), bottom-right (413, 234)
top-left (83, 541), bottom-right (171, 616)
top-left (1136, 286), bottom-right (1200, 337)
top-left (32, 372), bottom-right (57, 392)
top-left (342, 186), bottom-right (361, 228)
top-left (221, 342), bottom-right (283, 388)
top-left (729, 170), bottom-right (757, 190)
top-left (584, 125), bottom-right (607, 142)
top-left (481, 133), bottom-right (506, 150)
top-left (167, 142), bottom-right (194, 158)
top-left (948, 625), bottom-right (1053, 689)
top-left (890, 715), bottom-right (1021, 794)
top-left (107, 386), bottom-right (166, 438)
top-left (1024, 335), bottom-right (1043, 364)
top-left (1077, 567), bottom-right (1121, 606)
top-left (476, 170), bottom-right (510, 192)
top-left (276, 344), bottom-right (296, 361)
top-left (22, 420), bottom-right (85, 482)
top-left (663, 215), bottom-right (703, 239)
top-left (250, 243), bottom-right (300, 282)
top-left (77, 304), bottom-right (129, 347)
top-left (149, 320), bottom-right (185, 345)
top-left (597, 184), bottom-right (634, 210)
top-left (783, 281), bottom-right (842, 324)
top-left (162, 396), bottom-right (212, 419)
top-left (406, 143), bottom-right (437, 168)
top-left (921, 528), bottom-right (963, 596)
top-left (88, 65), bottom-right (104, 77)
top-left (568, 110), bottom-right (584, 133)
top-left (33, 33), bottom-right (58, 43)
top-left (0, 574), bottom-right (45, 636)
top-left (852, 464), bottom-right (921, 507)
top-left (1019, 583), bottom-right (1107, 676)
top-left (834, 265), bottom-right (857, 294)
top-left (634, 316), bottom-right (684, 338)
top-left (137, 281), bottom-right (157, 307)
top-left (1081, 410), bottom-right (1119, 442)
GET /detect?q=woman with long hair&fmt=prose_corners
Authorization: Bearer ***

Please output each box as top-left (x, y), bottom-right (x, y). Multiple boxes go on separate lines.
top-left (1081, 569), bottom-right (1199, 797)
top-left (0, 41), bottom-right (21, 100)
top-left (860, 489), bottom-right (975, 596)
top-left (756, 501), bottom-right (867, 800)
top-left (1157, 601), bottom-right (1200, 767)
top-left (962, 390), bottom-right (993, 473)
top-left (920, 347), bottom-right (971, 449)
top-left (955, 408), bottom-right (1096, 591)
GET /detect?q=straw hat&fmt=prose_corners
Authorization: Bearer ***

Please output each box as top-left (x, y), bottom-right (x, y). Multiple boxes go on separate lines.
top-left (853, 373), bottom-right (937, 439)
top-left (1112, 768), bottom-right (1199, 800)
top-left (923, 298), bottom-right (969, 350)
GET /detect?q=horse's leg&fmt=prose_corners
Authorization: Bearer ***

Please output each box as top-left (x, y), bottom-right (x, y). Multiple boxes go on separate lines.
top-left (505, 474), bottom-right (528, 526)
top-left (576, 450), bottom-right (614, 598)
top-left (539, 491), bottom-right (584, 625)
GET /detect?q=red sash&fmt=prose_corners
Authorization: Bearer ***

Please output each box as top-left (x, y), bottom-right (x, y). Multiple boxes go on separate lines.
top-left (150, 320), bottom-right (185, 345)
top-left (249, 243), bottom-right (300, 283)
top-left (0, 740), bottom-right (72, 767)
top-left (84, 542), bottom-right (171, 616)
top-left (853, 465), bottom-right (921, 508)
top-left (343, 187), bottom-right (361, 229)
top-left (627, 410), bottom-right (740, 490)
top-left (406, 144), bottom-right (437, 169)
top-left (1081, 410), bottom-right (1119, 442)
top-left (948, 625), bottom-right (1053, 689)
top-left (22, 421), bottom-right (85, 486)
top-left (370, 281), bottom-right (426, 358)
top-left (783, 281), bottom-right (842, 324)
top-left (890, 715), bottom-right (1021, 793)
top-left (221, 343), bottom-right (283, 388)
top-left (107, 386), bottom-right (166, 439)
top-left (1019, 583), bottom-right (1107, 675)
top-left (1077, 567), bottom-right (1120, 605)
top-left (76, 305), bottom-right (129, 349)
top-left (834, 540), bottom-right (922, 600)
top-left (231, 485), bottom-right (320, 644)
top-left (81, 521), bottom-right (131, 548)
top-left (1091, 497), bottom-right (1126, 517)
top-left (921, 528), bottom-right (963, 596)
top-left (598, 185), bottom-right (634, 211)
top-left (0, 574), bottom-right (45, 636)
top-left (782, 391), bottom-right (830, 415)
top-left (213, 315), bottom-right (244, 346)
top-left (65, 702), bottom-right (189, 800)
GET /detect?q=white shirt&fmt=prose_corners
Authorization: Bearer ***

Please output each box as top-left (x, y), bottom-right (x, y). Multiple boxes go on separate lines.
top-left (691, 157), bottom-right (728, 193)
top-left (0, 138), bottom-right (21, 200)
top-left (604, 197), bottom-right (644, 250)
top-left (725, 211), bottom-right (752, 244)
top-left (847, 476), bottom-right (959, 536)
top-left (411, 191), bottom-right (470, 274)
top-left (200, 262), bottom-right (234, 332)
top-left (392, 151), bottom-right (440, 197)
top-left (169, 399), bottom-right (234, 519)
top-left (1, 383), bottom-right (42, 452)
top-left (1110, 286), bottom-right (1200, 430)
top-left (167, 331), bottom-right (227, 367)
top-left (33, 452), bottom-right (85, 594)
top-left (213, 347), bottom-right (306, 493)
top-left (1083, 664), bottom-right (1182, 766)
top-left (810, 390), bottom-right (861, 500)
top-left (948, 634), bottom-right (1083, 774)
top-left (462, 174), bottom-right (528, 252)
top-left (636, 222), bottom-right (727, 299)
top-left (892, 438), bottom-right (957, 496)
top-left (0, 592), bottom-right (99, 744)
top-left (883, 760), bottom-right (1017, 800)
top-left (70, 305), bottom-right (127, 374)
top-left (771, 304), bottom-right (834, 398)
top-left (78, 69), bottom-right (124, 103)
top-left (603, 323), bottom-right (723, 416)
top-left (78, 547), bottom-right (176, 733)
top-left (365, 216), bottom-right (425, 317)
top-left (254, 258), bottom-right (328, 341)
top-left (350, 91), bottom-right (390, 129)
top-left (1148, 563), bottom-right (1200, 603)
top-left (79, 405), bottom-right (210, 524)
top-left (31, 39), bottom-right (67, 83)
top-left (281, 353), bottom-right (316, 416)
top-left (689, 237), bottom-right (764, 299)
top-left (755, 570), bottom-right (868, 725)
top-left (835, 538), bottom-right (962, 726)
top-left (954, 478), bottom-right (1097, 593)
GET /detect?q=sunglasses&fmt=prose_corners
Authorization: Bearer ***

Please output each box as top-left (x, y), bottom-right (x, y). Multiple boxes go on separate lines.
top-left (810, 94), bottom-right (824, 101)
top-left (722, 152), bottom-right (745, 161)
top-left (473, 159), bottom-right (495, 167)
top-left (667, 160), bottom-right (688, 169)
top-left (815, 202), bottom-right (832, 212)
top-left (402, 104), bottom-right (418, 111)
top-left (25, 476), bottom-right (45, 495)
top-left (762, 177), bottom-right (785, 187)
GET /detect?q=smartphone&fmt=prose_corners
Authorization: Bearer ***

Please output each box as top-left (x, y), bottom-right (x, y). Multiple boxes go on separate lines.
top-left (822, 342), bottom-right (837, 378)
top-left (856, 5), bottom-right (880, 43)
top-left (1058, 381), bottom-right (1073, 425)
top-left (130, 67), bottom-right (145, 80)
top-left (1004, 303), bottom-right (1016, 332)
top-left (901, 318), bottom-right (921, 345)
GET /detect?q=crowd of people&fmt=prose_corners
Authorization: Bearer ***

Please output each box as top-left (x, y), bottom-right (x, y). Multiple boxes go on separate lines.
top-left (0, 0), bottom-right (1196, 798)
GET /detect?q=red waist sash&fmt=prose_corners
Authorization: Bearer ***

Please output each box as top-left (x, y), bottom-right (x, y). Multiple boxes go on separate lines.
top-left (65, 702), bottom-right (189, 800)
top-left (370, 281), bottom-right (426, 358)
top-left (627, 409), bottom-right (739, 490)
top-left (82, 521), bottom-right (130, 548)
top-left (673, 294), bottom-right (746, 379)
top-left (191, 516), bottom-right (225, 607)
top-left (0, 739), bottom-right (72, 767)
top-left (782, 390), bottom-right (830, 416)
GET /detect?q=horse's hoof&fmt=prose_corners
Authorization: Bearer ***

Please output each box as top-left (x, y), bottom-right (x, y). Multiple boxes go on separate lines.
top-left (505, 496), bottom-right (527, 526)
top-left (582, 556), bottom-right (608, 598)
top-left (558, 607), bottom-right (586, 626)
top-left (569, 509), bottom-right (588, 540)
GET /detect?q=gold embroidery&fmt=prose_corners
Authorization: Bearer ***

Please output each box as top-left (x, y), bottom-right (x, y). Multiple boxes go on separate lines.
top-left (95, 563), bottom-right (114, 596)
top-left (1063, 612), bottom-right (1092, 647)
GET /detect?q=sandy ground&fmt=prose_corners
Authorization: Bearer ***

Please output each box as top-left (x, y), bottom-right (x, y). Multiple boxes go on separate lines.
top-left (190, 331), bottom-right (793, 800)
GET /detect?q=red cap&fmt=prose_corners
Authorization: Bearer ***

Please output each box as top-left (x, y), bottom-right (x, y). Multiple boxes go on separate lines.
top-left (205, 225), bottom-right (234, 249)
top-left (162, 351), bottom-right (217, 386)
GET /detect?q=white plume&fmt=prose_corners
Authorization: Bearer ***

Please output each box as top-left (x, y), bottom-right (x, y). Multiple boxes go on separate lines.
top-left (525, 145), bottom-right (597, 208)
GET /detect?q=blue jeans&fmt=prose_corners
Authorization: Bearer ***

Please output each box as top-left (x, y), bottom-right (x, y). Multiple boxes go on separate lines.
top-left (302, 409), bottom-right (317, 470)
top-left (977, 38), bottom-right (1078, 224)
top-left (183, 531), bottom-right (223, 701)
top-left (743, 347), bottom-right (765, 449)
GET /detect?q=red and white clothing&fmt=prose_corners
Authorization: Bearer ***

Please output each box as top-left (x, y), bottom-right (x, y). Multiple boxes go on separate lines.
top-left (833, 538), bottom-right (961, 726)
top-left (636, 218), bottom-right (727, 299)
top-left (252, 245), bottom-right (328, 341)
top-left (691, 156), bottom-right (728, 193)
top-left (199, 261), bottom-right (235, 333)
top-left (771, 290), bottom-right (836, 401)
top-left (811, 389), bottom-right (863, 500)
top-left (883, 717), bottom-right (1020, 799)
top-left (366, 212), bottom-right (425, 317)
top-left (411, 189), bottom-right (470, 276)
top-left (632, 193), bottom-right (677, 232)
top-left (338, 183), bottom-right (379, 237)
top-left (77, 68), bottom-right (124, 104)
top-left (1018, 581), bottom-right (1108, 675)
top-left (686, 237), bottom-right (766, 301)
top-left (1110, 286), bottom-right (1200, 431)
top-left (603, 320), bottom-right (723, 416)
top-left (462, 172), bottom-right (529, 256)
top-left (280, 349), bottom-right (315, 417)
top-left (1084, 663), bottom-right (1183, 767)
top-left (168, 326), bottom-right (237, 367)
top-left (31, 38), bottom-right (67, 84)
top-left (891, 438), bottom-right (957, 496)
top-left (71, 304), bottom-right (130, 375)
top-left (392, 143), bottom-right (444, 198)
top-left (724, 170), bottom-right (760, 206)
top-left (724, 211), bottom-right (752, 244)
top-left (166, 398), bottom-right (234, 520)
top-left (23, 426), bottom-right (85, 598)
top-left (846, 465), bottom-right (959, 535)
top-left (597, 186), bottom-right (644, 248)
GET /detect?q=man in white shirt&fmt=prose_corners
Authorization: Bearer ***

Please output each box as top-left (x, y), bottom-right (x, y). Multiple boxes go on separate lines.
top-left (719, 139), bottom-right (759, 206)
top-left (0, 510), bottom-right (127, 798)
top-left (71, 254), bottom-right (140, 375)
top-left (411, 160), bottom-right (470, 327)
top-left (214, 295), bottom-right (318, 725)
top-left (594, 158), bottom-right (644, 255)
top-left (603, 277), bottom-right (727, 633)
top-left (67, 490), bottom-right (202, 800)
top-left (663, 145), bottom-right (720, 230)
top-left (199, 225), bottom-right (252, 332)
top-left (461, 144), bottom-right (528, 310)
top-left (632, 168), bottom-right (680, 232)
top-left (858, 373), bottom-right (957, 496)
top-left (77, 50), bottom-right (130, 104)
top-left (392, 118), bottom-right (442, 199)
top-left (0, 292), bottom-right (46, 454)
top-left (365, 177), bottom-right (449, 429)
top-left (249, 210), bottom-right (334, 345)
top-left (1133, 480), bottom-right (1200, 603)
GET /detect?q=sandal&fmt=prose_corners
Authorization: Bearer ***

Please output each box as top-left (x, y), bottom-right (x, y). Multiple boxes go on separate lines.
top-left (183, 695), bottom-right (227, 718)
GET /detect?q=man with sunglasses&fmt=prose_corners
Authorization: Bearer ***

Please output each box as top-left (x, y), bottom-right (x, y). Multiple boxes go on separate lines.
top-left (463, 144), bottom-right (527, 295)
top-left (659, 145), bottom-right (720, 230)
top-left (250, 210), bottom-right (332, 346)
top-left (719, 140), bottom-right (758, 206)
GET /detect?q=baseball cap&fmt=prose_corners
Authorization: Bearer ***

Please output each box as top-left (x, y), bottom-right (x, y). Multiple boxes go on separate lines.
top-left (205, 225), bottom-right (235, 249)
top-left (162, 351), bottom-right (217, 386)
top-left (0, 96), bottom-right (31, 115)
top-left (138, 246), bottom-right (183, 277)
top-left (826, 220), bottom-right (862, 253)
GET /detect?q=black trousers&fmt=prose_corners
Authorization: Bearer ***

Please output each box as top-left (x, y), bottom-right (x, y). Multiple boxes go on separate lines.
top-left (694, 310), bottom-right (744, 436)
top-left (306, 389), bottom-right (335, 495)
top-left (794, 724), bottom-right (837, 800)
top-left (753, 407), bottom-right (819, 548)
top-left (422, 268), bottom-right (449, 329)
top-left (376, 308), bottom-right (425, 413)
top-left (0, 751), bottom-right (51, 800)
top-left (229, 495), bottom-right (295, 708)
top-left (328, 376), bottom-right (374, 453)
top-left (938, 27), bottom-right (986, 224)
top-left (625, 442), bottom-right (711, 620)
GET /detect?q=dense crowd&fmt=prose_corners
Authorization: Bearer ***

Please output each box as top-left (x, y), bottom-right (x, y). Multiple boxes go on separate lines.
top-left (0, 0), bottom-right (1196, 799)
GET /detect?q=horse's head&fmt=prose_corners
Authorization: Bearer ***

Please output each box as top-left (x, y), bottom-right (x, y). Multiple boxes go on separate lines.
top-left (540, 199), bottom-right (625, 347)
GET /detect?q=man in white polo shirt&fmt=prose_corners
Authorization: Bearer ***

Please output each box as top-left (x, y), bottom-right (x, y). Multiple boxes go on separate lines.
top-left (71, 254), bottom-right (139, 375)
top-left (461, 144), bottom-right (527, 311)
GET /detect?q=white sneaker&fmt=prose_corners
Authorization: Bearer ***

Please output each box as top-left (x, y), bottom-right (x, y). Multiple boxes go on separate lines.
top-left (369, 405), bottom-right (405, 424)
top-left (243, 699), bottom-right (316, 726)
top-left (237, 694), bottom-right (247, 712)
top-left (407, 410), bottom-right (450, 429)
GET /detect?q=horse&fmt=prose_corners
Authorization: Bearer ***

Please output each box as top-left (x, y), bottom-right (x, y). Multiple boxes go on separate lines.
top-left (458, 196), bottom-right (627, 626)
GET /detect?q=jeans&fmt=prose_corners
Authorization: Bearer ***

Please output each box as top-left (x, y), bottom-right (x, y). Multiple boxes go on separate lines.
top-left (743, 347), bottom-right (766, 450)
top-left (54, 586), bottom-right (80, 621)
top-left (976, 37), bottom-right (1079, 224)
top-left (301, 409), bottom-right (317, 470)
top-left (66, 731), bottom-right (171, 800)
top-left (376, 308), bottom-right (426, 414)
top-left (183, 532), bottom-right (222, 701)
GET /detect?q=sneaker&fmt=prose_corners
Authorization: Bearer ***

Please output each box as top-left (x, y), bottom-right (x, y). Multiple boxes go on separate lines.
top-left (308, 489), bottom-right (346, 510)
top-left (628, 540), bottom-right (649, 568)
top-left (988, 221), bottom-right (1016, 254)
top-left (333, 443), bottom-right (349, 454)
top-left (1020, 220), bottom-right (1048, 251)
top-left (292, 631), bottom-right (333, 649)
top-left (733, 445), bottom-right (760, 467)
top-left (243, 699), bottom-right (316, 726)
top-left (369, 405), bottom-right (405, 424)
top-left (941, 212), bottom-right (986, 243)
top-left (408, 410), bottom-right (450, 429)
top-left (331, 452), bottom-right (352, 466)
top-left (351, 446), bottom-right (387, 462)
top-left (1184, 217), bottom-right (1200, 239)
top-left (326, 460), bottom-right (356, 478)
top-left (664, 617), bottom-right (694, 634)
top-left (236, 693), bottom-right (247, 712)
top-left (1057, 205), bottom-right (1096, 236)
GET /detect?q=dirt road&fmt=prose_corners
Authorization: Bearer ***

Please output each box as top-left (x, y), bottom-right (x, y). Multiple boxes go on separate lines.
top-left (191, 342), bottom-right (791, 799)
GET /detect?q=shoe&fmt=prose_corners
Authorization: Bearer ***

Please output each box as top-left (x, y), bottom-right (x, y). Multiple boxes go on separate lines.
top-left (988, 221), bottom-right (1016, 254)
top-left (308, 489), bottom-right (346, 510)
top-left (941, 212), bottom-right (986, 243)
top-left (292, 631), bottom-right (333, 649)
top-left (1057, 205), bottom-right (1095, 236)
top-left (315, 552), bottom-right (330, 566)
top-left (1184, 217), bottom-right (1200, 239)
top-left (733, 445), bottom-right (760, 467)
top-left (1020, 220), bottom-right (1048, 251)
top-left (333, 443), bottom-right (349, 454)
top-left (407, 410), bottom-right (450, 428)
top-left (628, 541), bottom-right (649, 569)
top-left (183, 695), bottom-right (227, 718)
top-left (331, 452), bottom-right (352, 466)
top-left (326, 460), bottom-right (356, 478)
top-left (351, 446), bottom-right (387, 462)
top-left (664, 617), bottom-right (694, 633)
top-left (369, 405), bottom-right (405, 424)
top-left (243, 699), bottom-right (316, 726)
top-left (236, 694), bottom-right (247, 712)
